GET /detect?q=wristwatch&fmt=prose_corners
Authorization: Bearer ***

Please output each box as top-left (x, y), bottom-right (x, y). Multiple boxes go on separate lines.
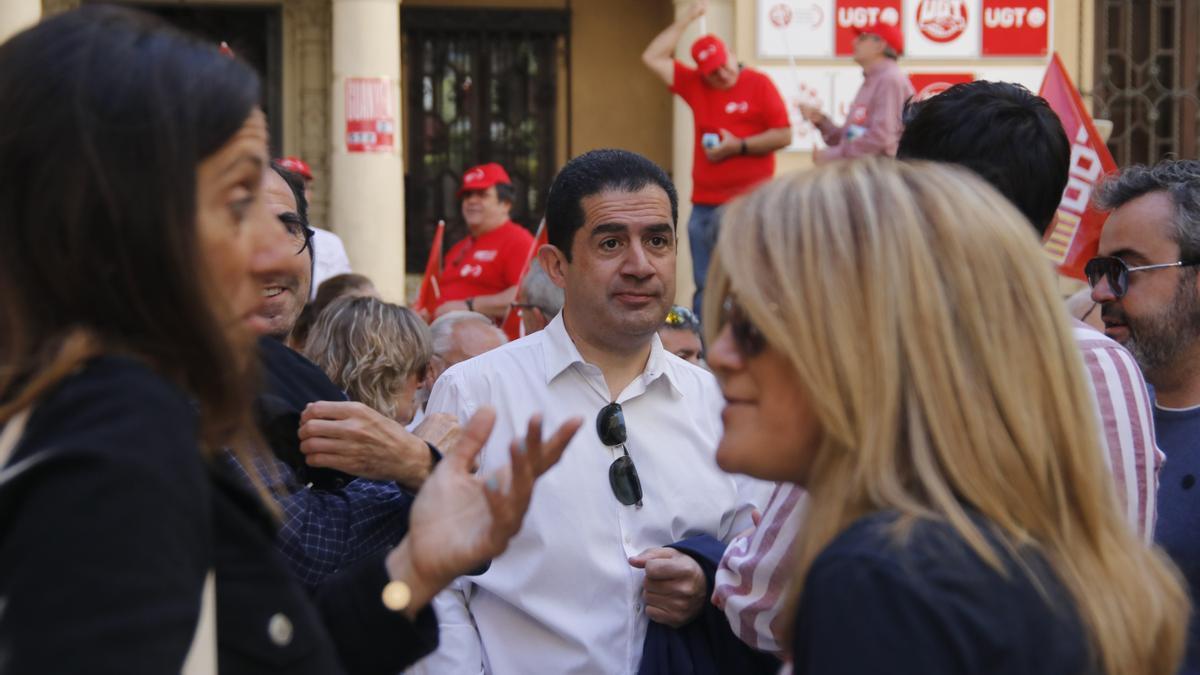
top-left (465, 297), bottom-right (475, 312)
top-left (381, 580), bottom-right (412, 612)
top-left (740, 139), bottom-right (748, 156)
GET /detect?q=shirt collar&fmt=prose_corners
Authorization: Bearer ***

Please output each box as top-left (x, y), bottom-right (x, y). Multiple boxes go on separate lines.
top-left (541, 311), bottom-right (685, 398)
top-left (864, 58), bottom-right (896, 78)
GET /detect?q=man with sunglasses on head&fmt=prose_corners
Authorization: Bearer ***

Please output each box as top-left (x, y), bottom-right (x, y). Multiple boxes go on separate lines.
top-left (1087, 159), bottom-right (1200, 674)
top-left (712, 82), bottom-right (1164, 657)
top-left (417, 149), bottom-right (771, 674)
top-left (659, 305), bottom-right (704, 366)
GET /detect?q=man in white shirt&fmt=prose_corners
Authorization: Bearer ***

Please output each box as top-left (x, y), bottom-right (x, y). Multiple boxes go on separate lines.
top-left (417, 149), bottom-right (764, 674)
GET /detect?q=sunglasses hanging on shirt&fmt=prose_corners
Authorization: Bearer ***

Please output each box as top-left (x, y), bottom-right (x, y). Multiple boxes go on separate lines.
top-left (596, 402), bottom-right (643, 508)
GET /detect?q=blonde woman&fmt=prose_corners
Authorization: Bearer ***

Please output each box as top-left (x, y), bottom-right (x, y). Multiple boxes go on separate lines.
top-left (305, 295), bottom-right (432, 425)
top-left (705, 158), bottom-right (1188, 674)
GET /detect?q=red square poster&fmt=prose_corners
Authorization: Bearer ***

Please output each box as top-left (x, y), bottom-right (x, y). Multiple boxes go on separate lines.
top-left (835, 0), bottom-right (904, 56)
top-left (982, 0), bottom-right (1049, 56)
top-left (344, 78), bottom-right (395, 153)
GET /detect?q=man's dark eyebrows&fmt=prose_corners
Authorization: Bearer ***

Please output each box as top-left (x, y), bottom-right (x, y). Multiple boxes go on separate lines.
top-left (589, 222), bottom-right (629, 237)
top-left (589, 222), bottom-right (674, 236)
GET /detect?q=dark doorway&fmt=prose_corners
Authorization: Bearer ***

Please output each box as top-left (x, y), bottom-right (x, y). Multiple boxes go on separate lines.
top-left (1092, 0), bottom-right (1200, 166)
top-left (402, 8), bottom-right (568, 271)
top-left (136, 4), bottom-right (284, 157)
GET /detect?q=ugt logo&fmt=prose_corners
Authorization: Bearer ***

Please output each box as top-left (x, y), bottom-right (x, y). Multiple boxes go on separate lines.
top-left (916, 0), bottom-right (969, 42)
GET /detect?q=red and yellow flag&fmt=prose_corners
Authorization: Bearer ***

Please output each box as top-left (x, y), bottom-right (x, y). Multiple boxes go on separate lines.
top-left (1039, 53), bottom-right (1119, 280)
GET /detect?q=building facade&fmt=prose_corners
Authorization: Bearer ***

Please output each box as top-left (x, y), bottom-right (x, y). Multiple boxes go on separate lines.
top-left (3, 0), bottom-right (1192, 305)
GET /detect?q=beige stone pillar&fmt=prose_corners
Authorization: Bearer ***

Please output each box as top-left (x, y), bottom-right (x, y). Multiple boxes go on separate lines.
top-left (0, 0), bottom-right (39, 44)
top-left (671, 0), bottom-right (735, 308)
top-left (330, 0), bottom-right (406, 302)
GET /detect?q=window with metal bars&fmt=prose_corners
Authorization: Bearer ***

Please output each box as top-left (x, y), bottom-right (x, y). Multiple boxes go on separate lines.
top-left (1092, 0), bottom-right (1200, 166)
top-left (402, 8), bottom-right (567, 271)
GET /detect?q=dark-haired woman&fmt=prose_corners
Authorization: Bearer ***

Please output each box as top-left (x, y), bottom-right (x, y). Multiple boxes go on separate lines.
top-left (0, 7), bottom-right (579, 674)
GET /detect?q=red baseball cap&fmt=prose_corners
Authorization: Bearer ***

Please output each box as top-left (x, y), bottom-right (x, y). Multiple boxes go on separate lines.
top-left (277, 156), bottom-right (313, 180)
top-left (458, 163), bottom-right (512, 197)
top-left (853, 23), bottom-right (904, 55)
top-left (691, 35), bottom-right (728, 76)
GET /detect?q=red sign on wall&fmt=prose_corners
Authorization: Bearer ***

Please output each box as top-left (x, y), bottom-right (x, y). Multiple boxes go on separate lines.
top-left (344, 78), bottom-right (395, 153)
top-left (908, 72), bottom-right (974, 101)
top-left (835, 0), bottom-right (904, 55)
top-left (982, 0), bottom-right (1049, 56)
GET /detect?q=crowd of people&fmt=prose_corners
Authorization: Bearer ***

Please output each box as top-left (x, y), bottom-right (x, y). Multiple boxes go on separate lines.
top-left (2, 3), bottom-right (1200, 675)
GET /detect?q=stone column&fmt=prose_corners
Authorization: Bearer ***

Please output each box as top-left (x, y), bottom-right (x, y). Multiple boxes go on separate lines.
top-left (0, 0), bottom-right (39, 44)
top-left (330, 0), bottom-right (406, 302)
top-left (671, 0), bottom-right (735, 308)
top-left (283, 0), bottom-right (333, 231)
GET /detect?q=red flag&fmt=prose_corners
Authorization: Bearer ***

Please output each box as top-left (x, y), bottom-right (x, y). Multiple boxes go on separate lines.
top-left (1039, 53), bottom-right (1118, 281)
top-left (412, 220), bottom-right (445, 317)
top-left (501, 220), bottom-right (549, 341)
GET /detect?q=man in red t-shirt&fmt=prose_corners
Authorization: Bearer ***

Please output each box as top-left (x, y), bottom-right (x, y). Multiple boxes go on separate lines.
top-left (434, 163), bottom-right (535, 321)
top-left (643, 0), bottom-right (791, 316)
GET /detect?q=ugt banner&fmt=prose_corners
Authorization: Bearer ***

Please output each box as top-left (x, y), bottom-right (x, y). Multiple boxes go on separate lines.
top-left (1039, 53), bottom-right (1117, 281)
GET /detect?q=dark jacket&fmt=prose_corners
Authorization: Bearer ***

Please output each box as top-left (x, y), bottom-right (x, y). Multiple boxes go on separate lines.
top-left (257, 335), bottom-right (354, 490)
top-left (639, 535), bottom-right (781, 675)
top-left (790, 510), bottom-right (1092, 674)
top-left (0, 356), bottom-right (436, 674)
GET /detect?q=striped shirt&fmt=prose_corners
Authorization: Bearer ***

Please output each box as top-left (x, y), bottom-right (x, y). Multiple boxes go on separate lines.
top-left (712, 319), bottom-right (1162, 655)
top-left (1072, 319), bottom-right (1163, 539)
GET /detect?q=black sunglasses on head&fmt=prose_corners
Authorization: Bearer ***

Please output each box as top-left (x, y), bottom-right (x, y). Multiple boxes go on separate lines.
top-left (596, 402), bottom-right (642, 508)
top-left (664, 305), bottom-right (700, 331)
top-left (1084, 256), bottom-right (1200, 299)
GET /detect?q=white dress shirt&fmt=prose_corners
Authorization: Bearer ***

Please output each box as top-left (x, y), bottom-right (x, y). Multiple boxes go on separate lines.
top-left (309, 227), bottom-right (353, 299)
top-left (410, 312), bottom-right (767, 675)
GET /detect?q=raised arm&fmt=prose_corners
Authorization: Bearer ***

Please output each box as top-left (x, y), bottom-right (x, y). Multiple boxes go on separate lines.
top-left (642, 0), bottom-right (707, 85)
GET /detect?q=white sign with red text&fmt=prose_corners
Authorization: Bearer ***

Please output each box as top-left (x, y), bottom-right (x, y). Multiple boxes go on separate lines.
top-left (762, 64), bottom-right (1044, 151)
top-left (757, 0), bottom-right (836, 58)
top-left (904, 0), bottom-right (981, 57)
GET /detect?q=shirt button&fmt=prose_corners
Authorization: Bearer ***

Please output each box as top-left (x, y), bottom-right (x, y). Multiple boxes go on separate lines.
top-left (268, 612), bottom-right (293, 647)
top-left (624, 535), bottom-right (632, 545)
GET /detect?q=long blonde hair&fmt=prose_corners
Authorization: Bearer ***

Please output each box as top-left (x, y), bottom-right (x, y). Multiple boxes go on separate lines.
top-left (706, 158), bottom-right (1187, 674)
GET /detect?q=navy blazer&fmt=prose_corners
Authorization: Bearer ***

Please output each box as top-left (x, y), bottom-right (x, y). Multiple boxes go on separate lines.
top-left (0, 356), bottom-right (437, 674)
top-left (639, 534), bottom-right (782, 675)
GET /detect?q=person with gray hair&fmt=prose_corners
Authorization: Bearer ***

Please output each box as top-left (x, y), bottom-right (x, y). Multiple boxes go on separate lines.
top-left (429, 311), bottom-right (509, 385)
top-left (513, 259), bottom-right (564, 335)
top-left (1086, 158), bottom-right (1200, 673)
top-left (409, 312), bottom-right (508, 425)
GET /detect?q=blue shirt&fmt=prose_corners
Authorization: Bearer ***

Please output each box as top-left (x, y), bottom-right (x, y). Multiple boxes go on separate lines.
top-left (1154, 404), bottom-right (1200, 674)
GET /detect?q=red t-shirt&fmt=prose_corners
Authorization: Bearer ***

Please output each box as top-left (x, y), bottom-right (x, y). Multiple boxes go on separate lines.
top-left (670, 61), bottom-right (790, 205)
top-left (437, 220), bottom-right (535, 304)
